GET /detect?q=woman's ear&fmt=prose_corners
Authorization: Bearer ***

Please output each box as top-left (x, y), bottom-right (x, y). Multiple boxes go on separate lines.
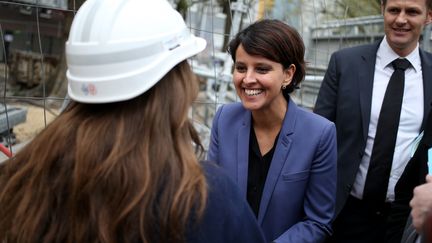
top-left (283, 64), bottom-right (296, 87)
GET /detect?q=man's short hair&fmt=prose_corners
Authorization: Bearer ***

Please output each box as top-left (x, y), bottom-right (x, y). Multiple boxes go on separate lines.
top-left (381, 0), bottom-right (432, 10)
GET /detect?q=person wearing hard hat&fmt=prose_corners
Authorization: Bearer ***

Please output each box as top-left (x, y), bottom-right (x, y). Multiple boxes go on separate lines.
top-left (0, 0), bottom-right (266, 242)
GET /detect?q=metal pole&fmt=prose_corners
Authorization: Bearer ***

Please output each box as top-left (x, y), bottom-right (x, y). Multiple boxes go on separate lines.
top-left (218, 0), bottom-right (248, 104)
top-left (422, 25), bottom-right (431, 52)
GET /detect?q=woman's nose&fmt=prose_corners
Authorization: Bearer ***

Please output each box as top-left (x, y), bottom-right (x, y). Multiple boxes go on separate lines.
top-left (242, 72), bottom-right (257, 83)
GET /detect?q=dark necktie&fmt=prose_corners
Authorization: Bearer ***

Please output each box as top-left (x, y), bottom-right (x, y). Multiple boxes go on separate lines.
top-left (363, 58), bottom-right (411, 205)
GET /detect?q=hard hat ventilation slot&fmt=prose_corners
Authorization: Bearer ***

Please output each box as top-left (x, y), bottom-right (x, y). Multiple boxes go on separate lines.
top-left (163, 37), bottom-right (181, 51)
top-left (169, 44), bottom-right (180, 51)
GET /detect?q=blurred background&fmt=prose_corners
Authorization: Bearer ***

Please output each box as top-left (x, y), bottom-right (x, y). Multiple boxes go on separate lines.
top-left (0, 0), bottom-right (431, 158)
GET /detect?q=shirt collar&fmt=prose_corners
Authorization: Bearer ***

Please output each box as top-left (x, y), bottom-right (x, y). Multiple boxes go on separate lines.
top-left (377, 36), bottom-right (420, 72)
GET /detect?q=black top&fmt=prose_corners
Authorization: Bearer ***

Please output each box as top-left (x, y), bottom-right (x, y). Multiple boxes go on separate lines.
top-left (247, 126), bottom-right (279, 217)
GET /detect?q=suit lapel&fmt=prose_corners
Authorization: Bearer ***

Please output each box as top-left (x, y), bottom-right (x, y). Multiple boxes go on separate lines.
top-left (257, 98), bottom-right (295, 224)
top-left (359, 41), bottom-right (380, 141)
top-left (420, 49), bottom-right (432, 131)
top-left (237, 110), bottom-right (251, 198)
top-left (423, 110), bottom-right (432, 147)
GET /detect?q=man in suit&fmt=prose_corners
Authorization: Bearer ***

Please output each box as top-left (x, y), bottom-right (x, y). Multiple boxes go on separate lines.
top-left (314, 0), bottom-right (432, 242)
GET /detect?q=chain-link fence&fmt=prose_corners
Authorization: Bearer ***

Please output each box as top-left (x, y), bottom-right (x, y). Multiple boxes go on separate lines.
top-left (1, 0), bottom-right (431, 160)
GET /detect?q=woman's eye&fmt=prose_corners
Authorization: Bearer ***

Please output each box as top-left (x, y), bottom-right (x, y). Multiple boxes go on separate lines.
top-left (235, 66), bottom-right (246, 73)
top-left (256, 67), bottom-right (270, 74)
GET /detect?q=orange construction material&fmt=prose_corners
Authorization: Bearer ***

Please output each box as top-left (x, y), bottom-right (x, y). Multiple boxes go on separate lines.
top-left (0, 143), bottom-right (12, 158)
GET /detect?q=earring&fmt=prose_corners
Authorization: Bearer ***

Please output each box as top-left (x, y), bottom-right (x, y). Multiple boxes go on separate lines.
top-left (282, 80), bottom-right (289, 90)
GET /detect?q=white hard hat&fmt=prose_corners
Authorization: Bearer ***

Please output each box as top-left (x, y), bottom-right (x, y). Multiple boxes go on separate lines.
top-left (66, 0), bottom-right (206, 103)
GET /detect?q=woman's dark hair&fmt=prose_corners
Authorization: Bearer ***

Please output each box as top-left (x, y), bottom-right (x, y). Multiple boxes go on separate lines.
top-left (0, 60), bottom-right (207, 243)
top-left (228, 19), bottom-right (306, 95)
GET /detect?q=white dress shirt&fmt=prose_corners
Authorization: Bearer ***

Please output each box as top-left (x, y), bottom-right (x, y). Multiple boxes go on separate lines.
top-left (351, 37), bottom-right (424, 201)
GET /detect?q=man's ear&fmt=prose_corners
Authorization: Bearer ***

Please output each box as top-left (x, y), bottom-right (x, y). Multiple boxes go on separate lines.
top-left (426, 9), bottom-right (432, 25)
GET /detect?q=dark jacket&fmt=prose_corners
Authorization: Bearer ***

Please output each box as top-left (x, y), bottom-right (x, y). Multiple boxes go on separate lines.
top-left (399, 107), bottom-right (432, 243)
top-left (187, 161), bottom-right (266, 243)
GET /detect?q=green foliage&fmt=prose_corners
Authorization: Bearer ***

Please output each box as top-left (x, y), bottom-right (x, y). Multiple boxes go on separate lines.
top-left (322, 0), bottom-right (381, 19)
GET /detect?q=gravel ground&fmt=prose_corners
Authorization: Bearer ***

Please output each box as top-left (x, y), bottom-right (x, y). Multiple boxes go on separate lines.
top-left (1, 104), bottom-right (59, 162)
top-left (13, 104), bottom-right (60, 143)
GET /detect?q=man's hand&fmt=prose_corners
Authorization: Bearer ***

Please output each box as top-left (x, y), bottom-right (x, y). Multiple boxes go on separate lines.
top-left (410, 175), bottom-right (432, 232)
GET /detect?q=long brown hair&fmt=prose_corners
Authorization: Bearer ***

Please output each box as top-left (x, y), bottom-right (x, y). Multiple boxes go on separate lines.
top-left (0, 60), bottom-right (207, 243)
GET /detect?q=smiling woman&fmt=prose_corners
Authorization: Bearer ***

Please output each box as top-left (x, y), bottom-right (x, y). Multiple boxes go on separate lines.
top-left (207, 19), bottom-right (338, 243)
top-left (231, 44), bottom-right (295, 115)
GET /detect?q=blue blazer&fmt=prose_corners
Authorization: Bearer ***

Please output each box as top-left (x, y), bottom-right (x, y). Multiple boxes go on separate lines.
top-left (207, 98), bottom-right (337, 243)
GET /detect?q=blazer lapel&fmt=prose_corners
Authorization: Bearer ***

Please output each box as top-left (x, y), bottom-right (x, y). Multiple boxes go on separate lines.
top-left (237, 110), bottom-right (252, 198)
top-left (420, 49), bottom-right (432, 130)
top-left (359, 41), bottom-right (380, 141)
top-left (257, 98), bottom-right (295, 224)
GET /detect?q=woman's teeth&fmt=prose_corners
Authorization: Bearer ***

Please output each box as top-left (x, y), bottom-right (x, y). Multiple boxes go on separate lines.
top-left (245, 89), bottom-right (263, 96)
